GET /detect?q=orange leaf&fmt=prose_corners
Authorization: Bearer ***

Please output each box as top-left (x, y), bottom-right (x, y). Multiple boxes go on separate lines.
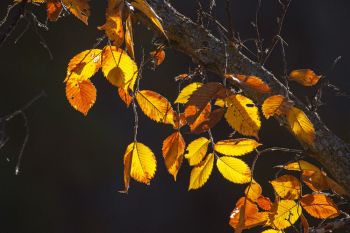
top-left (66, 79), bottom-right (96, 115)
top-left (162, 132), bottom-right (186, 180)
top-left (225, 74), bottom-right (271, 94)
top-left (257, 196), bottom-right (272, 211)
top-left (47, 0), bottom-right (62, 21)
top-left (300, 194), bottom-right (340, 219)
top-left (187, 102), bottom-right (211, 133)
top-left (118, 87), bottom-right (132, 107)
top-left (191, 108), bottom-right (225, 134)
top-left (62, 0), bottom-right (90, 25)
top-left (175, 73), bottom-right (190, 81)
top-left (125, 14), bottom-right (135, 59)
top-left (289, 69), bottom-right (321, 86)
top-left (262, 95), bottom-right (293, 119)
top-left (150, 49), bottom-right (165, 66)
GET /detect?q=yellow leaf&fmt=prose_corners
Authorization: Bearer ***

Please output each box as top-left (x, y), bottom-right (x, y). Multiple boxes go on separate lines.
top-left (64, 49), bottom-right (102, 82)
top-left (268, 200), bottom-right (301, 230)
top-left (130, 0), bottom-right (166, 37)
top-left (188, 153), bottom-right (214, 190)
top-left (214, 98), bottom-right (225, 107)
top-left (225, 94), bottom-right (261, 138)
top-left (262, 95), bottom-right (293, 119)
top-left (65, 79), bottom-right (96, 115)
top-left (162, 132), bottom-right (186, 180)
top-left (98, 0), bottom-right (124, 47)
top-left (136, 90), bottom-right (175, 125)
top-left (121, 144), bottom-right (133, 193)
top-left (287, 107), bottom-right (315, 146)
top-left (101, 46), bottom-right (138, 90)
top-left (184, 137), bottom-right (210, 166)
top-left (300, 194), bottom-right (340, 219)
top-left (175, 82), bottom-right (203, 104)
top-left (270, 175), bottom-right (301, 200)
top-left (62, 0), bottom-right (90, 25)
top-left (289, 69), bottom-right (321, 86)
top-left (216, 157), bottom-right (251, 184)
top-left (281, 160), bottom-right (320, 172)
top-left (245, 180), bottom-right (262, 202)
top-left (214, 138), bottom-right (261, 156)
top-left (260, 230), bottom-right (282, 233)
top-left (124, 142), bottom-right (157, 184)
top-left (125, 15), bottom-right (135, 59)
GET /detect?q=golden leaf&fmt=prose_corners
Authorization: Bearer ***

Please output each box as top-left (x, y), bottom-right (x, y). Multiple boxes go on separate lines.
top-left (225, 74), bottom-right (271, 94)
top-left (124, 142), bottom-right (157, 184)
top-left (260, 230), bottom-right (282, 233)
top-left (184, 137), bottom-right (210, 166)
top-left (101, 46), bottom-right (138, 90)
top-left (262, 95), bottom-right (293, 119)
top-left (136, 90), bottom-right (175, 125)
top-left (287, 107), bottom-right (315, 146)
top-left (214, 138), bottom-right (261, 156)
top-left (270, 175), bottom-right (301, 200)
top-left (300, 194), bottom-right (340, 219)
top-left (130, 0), bottom-right (166, 37)
top-left (162, 132), bottom-right (186, 180)
top-left (245, 180), bottom-right (262, 202)
top-left (225, 94), bottom-right (261, 138)
top-left (65, 79), bottom-right (96, 115)
top-left (125, 14), bottom-right (135, 59)
top-left (188, 153), bottom-right (214, 190)
top-left (289, 69), bottom-right (321, 86)
top-left (268, 200), bottom-right (302, 230)
top-left (62, 0), bottom-right (90, 25)
top-left (64, 49), bottom-right (102, 82)
top-left (216, 157), bottom-right (251, 184)
top-left (175, 82), bottom-right (203, 104)
top-left (121, 144), bottom-right (132, 193)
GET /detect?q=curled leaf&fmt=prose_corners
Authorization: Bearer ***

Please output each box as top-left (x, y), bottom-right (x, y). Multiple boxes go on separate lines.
top-left (289, 69), bottom-right (321, 86)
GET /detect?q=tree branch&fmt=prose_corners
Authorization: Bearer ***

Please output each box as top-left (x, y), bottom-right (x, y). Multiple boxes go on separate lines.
top-left (148, 0), bottom-right (350, 195)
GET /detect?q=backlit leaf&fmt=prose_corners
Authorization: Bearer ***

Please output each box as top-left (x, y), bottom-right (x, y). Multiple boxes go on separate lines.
top-left (260, 230), bottom-right (282, 233)
top-left (136, 90), bottom-right (175, 125)
top-left (225, 94), bottom-right (261, 138)
top-left (47, 0), bottom-right (63, 21)
top-left (216, 157), bottom-right (251, 184)
top-left (62, 0), bottom-right (90, 25)
top-left (175, 82), bottom-right (203, 104)
top-left (64, 49), bottom-right (102, 82)
top-left (287, 107), bottom-right (315, 146)
top-left (188, 153), bottom-right (214, 190)
top-left (101, 46), bottom-right (138, 90)
top-left (188, 102), bottom-right (211, 133)
top-left (245, 180), bottom-right (262, 202)
top-left (214, 138), bottom-right (261, 156)
top-left (270, 175), bottom-right (301, 200)
top-left (121, 143), bottom-right (133, 193)
top-left (191, 108), bottom-right (225, 134)
top-left (125, 14), bottom-right (135, 59)
top-left (162, 132), bottom-right (186, 180)
top-left (184, 137), bottom-right (210, 166)
top-left (262, 95), bottom-right (293, 119)
top-left (124, 142), bottom-right (157, 184)
top-left (118, 87), bottom-right (132, 107)
top-left (150, 49), bottom-right (165, 66)
top-left (225, 74), bottom-right (271, 94)
top-left (257, 196), bottom-right (272, 211)
top-left (65, 79), bottom-right (96, 115)
top-left (300, 194), bottom-right (340, 219)
top-left (268, 200), bottom-right (301, 230)
top-left (289, 69), bottom-right (321, 86)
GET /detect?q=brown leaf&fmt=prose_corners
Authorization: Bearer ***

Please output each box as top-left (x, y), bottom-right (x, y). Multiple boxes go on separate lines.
top-left (191, 108), bottom-right (225, 134)
top-left (150, 49), bottom-right (165, 66)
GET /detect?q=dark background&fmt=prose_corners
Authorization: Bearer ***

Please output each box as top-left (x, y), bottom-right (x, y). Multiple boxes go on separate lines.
top-left (0, 1), bottom-right (350, 233)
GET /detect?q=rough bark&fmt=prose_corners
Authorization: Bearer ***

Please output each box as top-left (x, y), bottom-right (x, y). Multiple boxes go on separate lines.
top-left (148, 0), bottom-right (350, 195)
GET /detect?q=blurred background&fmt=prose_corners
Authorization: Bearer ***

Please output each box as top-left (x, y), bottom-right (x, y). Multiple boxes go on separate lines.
top-left (0, 0), bottom-right (350, 233)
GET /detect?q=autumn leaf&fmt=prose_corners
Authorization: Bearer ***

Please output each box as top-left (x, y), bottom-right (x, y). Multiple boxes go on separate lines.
top-left (216, 157), bottom-right (251, 184)
top-left (300, 194), bottom-right (340, 219)
top-left (289, 69), bottom-right (321, 86)
top-left (64, 49), bottom-right (102, 82)
top-left (174, 73), bottom-right (190, 81)
top-left (300, 214), bottom-right (310, 233)
top-left (47, 0), bottom-right (63, 21)
top-left (121, 143), bottom-right (133, 193)
top-left (65, 79), bottom-right (96, 115)
top-left (260, 230), bottom-right (282, 233)
top-left (118, 87), bottom-right (132, 107)
top-left (287, 107), bottom-right (315, 146)
top-left (150, 49), bottom-right (165, 66)
top-left (125, 14), bottom-right (135, 59)
top-left (98, 0), bottom-right (124, 47)
top-left (229, 197), bottom-right (268, 231)
top-left (257, 196), bottom-right (272, 211)
top-left (175, 82), bottom-right (203, 104)
top-left (262, 95), bottom-right (293, 119)
top-left (225, 94), bottom-right (261, 138)
top-left (188, 153), bottom-right (214, 190)
top-left (184, 137), bottom-right (210, 166)
top-left (225, 74), bottom-right (271, 94)
top-left (214, 138), bottom-right (261, 156)
top-left (268, 200), bottom-right (302, 230)
top-left (162, 131), bottom-right (186, 180)
top-left (62, 0), bottom-right (90, 25)
top-left (136, 90), bottom-right (175, 125)
top-left (101, 46), bottom-right (138, 90)
top-left (191, 108), bottom-right (225, 134)
top-left (173, 112), bottom-right (187, 130)
top-left (188, 102), bottom-right (211, 133)
top-left (130, 0), bottom-right (166, 37)
top-left (270, 175), bottom-right (301, 200)
top-left (244, 180), bottom-right (262, 202)
top-left (123, 142), bottom-right (157, 185)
